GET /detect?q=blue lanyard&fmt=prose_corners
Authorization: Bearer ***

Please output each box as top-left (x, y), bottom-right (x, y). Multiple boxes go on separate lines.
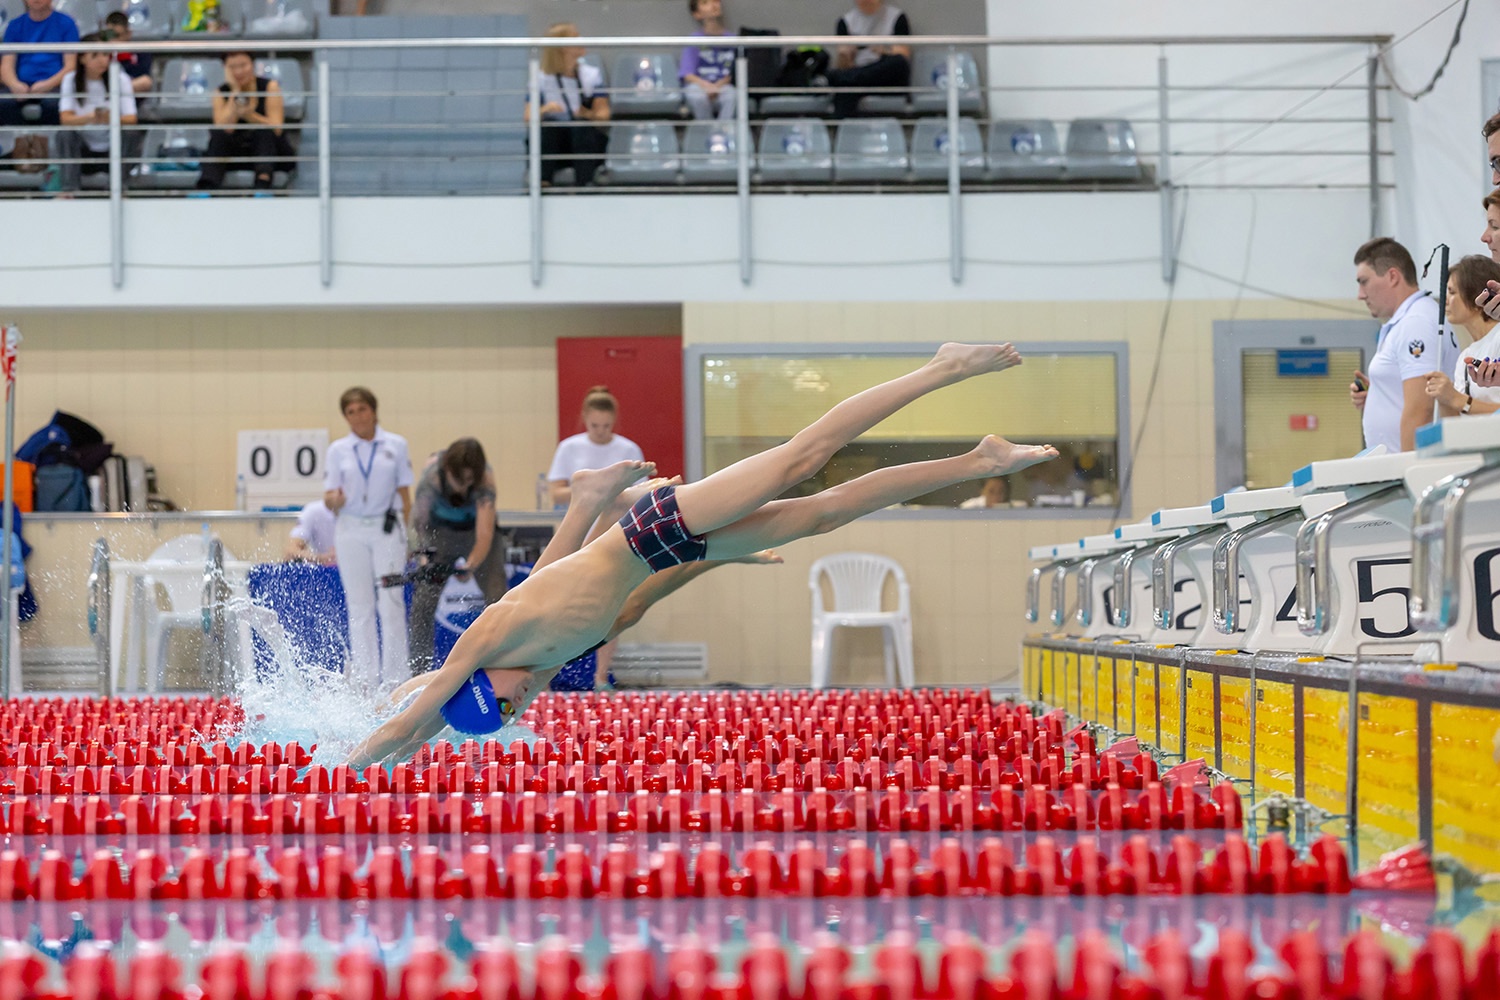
top-left (355, 437), bottom-right (379, 503)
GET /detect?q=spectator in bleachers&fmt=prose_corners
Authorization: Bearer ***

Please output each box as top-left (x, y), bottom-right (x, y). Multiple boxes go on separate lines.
top-left (1425, 254), bottom-right (1500, 419)
top-left (827, 0), bottom-right (910, 118)
top-left (524, 23), bottom-right (610, 187)
top-left (284, 498), bottom-right (337, 563)
top-left (680, 0), bottom-right (737, 122)
top-left (1, 0), bottom-right (78, 167)
top-left (55, 34), bottom-right (140, 193)
top-left (408, 438), bottom-right (504, 676)
top-left (198, 50), bottom-right (291, 190)
top-left (103, 13), bottom-right (154, 97)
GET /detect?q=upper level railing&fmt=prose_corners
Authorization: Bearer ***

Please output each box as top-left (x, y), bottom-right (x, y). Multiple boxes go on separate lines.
top-left (0, 31), bottom-right (1393, 288)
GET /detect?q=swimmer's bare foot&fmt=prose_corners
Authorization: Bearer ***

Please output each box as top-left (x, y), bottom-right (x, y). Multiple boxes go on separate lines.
top-left (933, 342), bottom-right (1023, 381)
top-left (731, 549), bottom-right (783, 565)
top-left (971, 435), bottom-right (1058, 476)
top-left (571, 460), bottom-right (655, 509)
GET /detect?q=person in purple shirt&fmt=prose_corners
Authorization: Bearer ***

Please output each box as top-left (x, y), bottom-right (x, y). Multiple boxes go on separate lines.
top-left (1, 0), bottom-right (79, 133)
top-left (680, 0), bottom-right (737, 121)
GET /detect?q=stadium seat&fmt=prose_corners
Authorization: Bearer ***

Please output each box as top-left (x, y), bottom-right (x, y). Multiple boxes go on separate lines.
top-left (242, 0), bottom-right (314, 38)
top-left (254, 58), bottom-right (306, 121)
top-left (1063, 118), bottom-right (1141, 181)
top-left (910, 49), bottom-right (984, 116)
top-left (757, 118), bottom-right (832, 183)
top-left (986, 118), bottom-right (1065, 181)
top-left (681, 121), bottom-right (740, 184)
top-left (833, 117), bottom-right (908, 183)
top-left (154, 57), bottom-right (225, 121)
top-left (604, 122), bottom-right (681, 185)
top-left (98, 0), bottom-right (172, 38)
top-left (609, 52), bottom-right (684, 118)
top-left (134, 127), bottom-right (208, 189)
top-left (910, 118), bottom-right (984, 181)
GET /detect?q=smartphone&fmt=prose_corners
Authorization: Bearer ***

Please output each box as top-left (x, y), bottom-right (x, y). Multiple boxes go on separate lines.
top-left (1352, 373), bottom-right (1368, 392)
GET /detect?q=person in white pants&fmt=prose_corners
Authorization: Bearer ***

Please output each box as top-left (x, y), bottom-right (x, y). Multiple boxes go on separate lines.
top-left (323, 386), bottom-right (414, 690)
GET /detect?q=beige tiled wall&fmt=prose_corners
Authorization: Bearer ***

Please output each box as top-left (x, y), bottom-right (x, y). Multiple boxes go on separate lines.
top-left (8, 307), bottom-right (682, 512)
top-left (9, 298), bottom-right (1354, 688)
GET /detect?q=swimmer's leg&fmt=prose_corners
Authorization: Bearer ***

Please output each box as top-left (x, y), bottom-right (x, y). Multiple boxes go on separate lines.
top-left (674, 344), bottom-right (1023, 536)
top-left (704, 436), bottom-right (1058, 559)
top-left (531, 460), bottom-right (654, 574)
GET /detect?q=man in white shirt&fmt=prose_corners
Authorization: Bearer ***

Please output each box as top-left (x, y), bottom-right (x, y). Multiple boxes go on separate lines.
top-left (284, 498), bottom-right (336, 564)
top-left (1348, 237), bottom-right (1443, 453)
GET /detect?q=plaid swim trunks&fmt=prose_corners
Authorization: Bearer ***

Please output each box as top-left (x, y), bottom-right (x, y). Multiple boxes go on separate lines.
top-left (618, 484), bottom-right (708, 573)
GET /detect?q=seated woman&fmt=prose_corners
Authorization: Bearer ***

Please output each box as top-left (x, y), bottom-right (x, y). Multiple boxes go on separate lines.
top-left (347, 343), bottom-right (1056, 768)
top-left (198, 50), bottom-right (292, 190)
top-left (523, 22), bottom-right (611, 186)
top-left (55, 34), bottom-right (141, 193)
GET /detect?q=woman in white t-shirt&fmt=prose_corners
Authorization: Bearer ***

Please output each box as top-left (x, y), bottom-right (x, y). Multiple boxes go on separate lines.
top-left (55, 34), bottom-right (140, 193)
top-left (522, 22), bottom-right (611, 186)
top-left (548, 386), bottom-right (645, 508)
top-left (1426, 254), bottom-right (1500, 418)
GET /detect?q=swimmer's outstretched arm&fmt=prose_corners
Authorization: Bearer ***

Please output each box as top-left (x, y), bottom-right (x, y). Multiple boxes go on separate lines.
top-left (347, 601), bottom-right (527, 769)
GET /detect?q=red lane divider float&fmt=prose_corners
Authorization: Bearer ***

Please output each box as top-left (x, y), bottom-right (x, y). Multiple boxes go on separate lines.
top-left (0, 832), bottom-right (1373, 900)
top-left (0, 925), bottom-right (1490, 1000)
top-left (0, 779), bottom-right (1242, 835)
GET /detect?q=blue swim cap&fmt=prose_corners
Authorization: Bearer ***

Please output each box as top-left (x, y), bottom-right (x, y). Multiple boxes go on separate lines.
top-left (439, 670), bottom-right (504, 735)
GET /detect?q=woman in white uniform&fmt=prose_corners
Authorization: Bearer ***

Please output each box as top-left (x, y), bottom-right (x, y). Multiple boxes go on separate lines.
top-left (323, 387), bottom-right (414, 689)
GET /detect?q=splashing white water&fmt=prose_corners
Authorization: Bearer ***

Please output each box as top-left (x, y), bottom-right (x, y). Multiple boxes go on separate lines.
top-left (213, 595), bottom-right (539, 766)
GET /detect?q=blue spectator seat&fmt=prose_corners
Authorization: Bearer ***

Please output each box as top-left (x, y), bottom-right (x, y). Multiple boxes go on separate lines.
top-left (757, 117), bottom-right (832, 183)
top-left (681, 120), bottom-right (740, 184)
top-left (154, 57), bottom-right (225, 121)
top-left (910, 49), bottom-right (984, 116)
top-left (242, 0), bottom-right (314, 38)
top-left (99, 0), bottom-right (171, 38)
top-left (910, 118), bottom-right (984, 181)
top-left (254, 57), bottom-right (305, 121)
top-left (986, 118), bottom-right (1065, 181)
top-left (604, 121), bottom-right (681, 185)
top-left (1063, 118), bottom-right (1141, 181)
top-left (609, 52), bottom-right (684, 118)
top-left (833, 117), bottom-right (908, 183)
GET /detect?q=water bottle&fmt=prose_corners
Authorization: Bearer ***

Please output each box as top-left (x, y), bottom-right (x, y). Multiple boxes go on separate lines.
top-left (235, 473), bottom-right (247, 511)
top-left (934, 130), bottom-right (951, 155)
top-left (535, 474), bottom-right (548, 512)
top-left (127, 0), bottom-right (150, 28)
top-left (634, 58), bottom-right (656, 92)
top-left (782, 129), bottom-right (806, 156)
top-left (708, 130), bottom-right (730, 157)
top-left (185, 61), bottom-right (207, 95)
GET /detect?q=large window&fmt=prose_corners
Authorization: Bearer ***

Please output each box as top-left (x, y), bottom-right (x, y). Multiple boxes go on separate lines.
top-left (685, 343), bottom-right (1129, 515)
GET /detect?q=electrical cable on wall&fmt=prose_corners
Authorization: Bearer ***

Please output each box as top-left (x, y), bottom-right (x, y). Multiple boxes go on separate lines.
top-left (1381, 0), bottom-right (1469, 101)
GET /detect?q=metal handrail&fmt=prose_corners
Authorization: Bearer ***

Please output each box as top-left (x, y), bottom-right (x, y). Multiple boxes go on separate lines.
top-left (0, 33), bottom-right (1393, 56)
top-left (1151, 523), bottom-right (1226, 630)
top-left (1211, 508), bottom-right (1301, 635)
top-left (1293, 482), bottom-right (1404, 638)
top-left (1049, 559), bottom-right (1081, 628)
top-left (86, 538), bottom-right (111, 698)
top-left (1111, 538), bottom-right (1173, 630)
top-left (1025, 565), bottom-right (1045, 624)
top-left (200, 534), bottom-right (231, 694)
top-left (1076, 551), bottom-right (1127, 629)
top-left (1410, 464), bottom-right (1500, 632)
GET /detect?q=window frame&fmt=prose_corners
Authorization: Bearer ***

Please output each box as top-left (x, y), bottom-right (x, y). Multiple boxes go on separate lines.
top-left (683, 340), bottom-right (1132, 520)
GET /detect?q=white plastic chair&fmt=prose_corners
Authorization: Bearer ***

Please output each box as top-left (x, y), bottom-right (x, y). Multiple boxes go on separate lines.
top-left (127, 534), bottom-right (238, 692)
top-left (809, 553), bottom-right (914, 689)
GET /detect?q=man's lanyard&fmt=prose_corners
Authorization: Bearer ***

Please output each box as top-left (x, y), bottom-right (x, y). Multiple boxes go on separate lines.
top-left (355, 437), bottom-right (379, 505)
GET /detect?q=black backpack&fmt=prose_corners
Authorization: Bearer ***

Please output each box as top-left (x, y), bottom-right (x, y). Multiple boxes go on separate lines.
top-left (775, 47), bottom-right (830, 90)
top-left (738, 27), bottom-right (782, 91)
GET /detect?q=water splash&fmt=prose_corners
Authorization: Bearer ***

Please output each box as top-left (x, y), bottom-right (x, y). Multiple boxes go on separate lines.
top-left (213, 594), bottom-right (538, 766)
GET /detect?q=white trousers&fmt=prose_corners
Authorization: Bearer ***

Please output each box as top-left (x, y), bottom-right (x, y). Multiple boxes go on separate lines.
top-left (335, 514), bottom-right (409, 689)
top-left (685, 82), bottom-right (737, 121)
